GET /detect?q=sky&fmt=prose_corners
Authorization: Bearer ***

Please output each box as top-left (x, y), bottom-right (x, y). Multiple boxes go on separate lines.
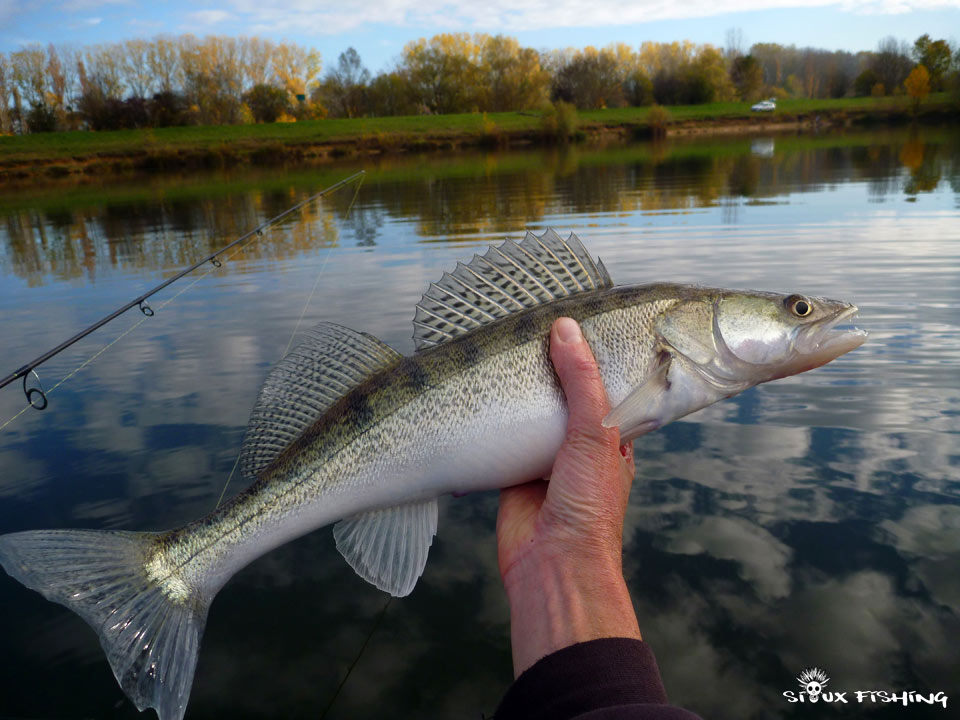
top-left (1, 0), bottom-right (958, 73)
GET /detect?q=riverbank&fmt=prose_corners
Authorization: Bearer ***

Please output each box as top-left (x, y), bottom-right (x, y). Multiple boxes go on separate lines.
top-left (1, 94), bottom-right (955, 183)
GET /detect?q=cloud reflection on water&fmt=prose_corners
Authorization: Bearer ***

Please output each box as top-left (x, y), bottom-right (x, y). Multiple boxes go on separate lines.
top-left (0, 127), bottom-right (958, 719)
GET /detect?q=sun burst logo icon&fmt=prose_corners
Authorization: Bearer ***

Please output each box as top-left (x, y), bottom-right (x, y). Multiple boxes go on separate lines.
top-left (797, 667), bottom-right (829, 702)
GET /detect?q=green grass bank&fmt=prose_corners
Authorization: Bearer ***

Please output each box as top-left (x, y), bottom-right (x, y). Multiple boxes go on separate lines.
top-left (1, 94), bottom-right (954, 184)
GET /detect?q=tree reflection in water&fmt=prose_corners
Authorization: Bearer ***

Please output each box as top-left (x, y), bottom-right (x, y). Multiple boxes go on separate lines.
top-left (0, 126), bottom-right (958, 720)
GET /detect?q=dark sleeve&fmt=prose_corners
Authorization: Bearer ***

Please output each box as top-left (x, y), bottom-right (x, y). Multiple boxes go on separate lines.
top-left (494, 638), bottom-right (702, 720)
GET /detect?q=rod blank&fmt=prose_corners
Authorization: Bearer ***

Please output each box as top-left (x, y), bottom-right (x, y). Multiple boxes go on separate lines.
top-left (0, 171), bottom-right (365, 401)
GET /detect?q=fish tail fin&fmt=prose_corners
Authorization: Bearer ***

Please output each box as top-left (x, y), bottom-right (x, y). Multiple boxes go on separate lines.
top-left (0, 529), bottom-right (209, 720)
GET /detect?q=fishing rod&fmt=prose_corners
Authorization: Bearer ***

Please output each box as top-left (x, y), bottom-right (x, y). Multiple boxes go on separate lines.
top-left (0, 170), bottom-right (366, 411)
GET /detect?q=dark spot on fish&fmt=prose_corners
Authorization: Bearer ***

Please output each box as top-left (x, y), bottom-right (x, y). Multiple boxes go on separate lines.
top-left (350, 390), bottom-right (375, 428)
top-left (460, 339), bottom-right (481, 367)
top-left (404, 360), bottom-right (432, 392)
top-left (512, 313), bottom-right (535, 342)
top-left (582, 295), bottom-right (601, 314)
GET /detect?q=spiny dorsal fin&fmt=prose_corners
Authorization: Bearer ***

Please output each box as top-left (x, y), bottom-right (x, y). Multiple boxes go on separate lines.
top-left (412, 229), bottom-right (612, 351)
top-left (239, 322), bottom-right (401, 480)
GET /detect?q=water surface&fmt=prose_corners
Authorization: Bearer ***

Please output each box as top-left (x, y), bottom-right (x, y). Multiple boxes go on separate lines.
top-left (1, 127), bottom-right (958, 719)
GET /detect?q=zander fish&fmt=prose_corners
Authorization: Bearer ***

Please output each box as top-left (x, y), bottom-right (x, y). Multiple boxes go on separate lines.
top-left (0, 230), bottom-right (866, 720)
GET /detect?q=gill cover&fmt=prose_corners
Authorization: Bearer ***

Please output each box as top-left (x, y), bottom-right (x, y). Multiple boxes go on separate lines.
top-left (602, 298), bottom-right (747, 441)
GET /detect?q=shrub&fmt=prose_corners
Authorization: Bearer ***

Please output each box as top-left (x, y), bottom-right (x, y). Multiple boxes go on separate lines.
top-left (540, 100), bottom-right (578, 142)
top-left (647, 104), bottom-right (671, 139)
top-left (625, 70), bottom-right (655, 106)
top-left (26, 103), bottom-right (58, 133)
top-left (149, 91), bottom-right (188, 127)
top-left (480, 112), bottom-right (501, 146)
top-left (81, 95), bottom-right (151, 130)
top-left (243, 84), bottom-right (291, 124)
top-left (854, 69), bottom-right (880, 97)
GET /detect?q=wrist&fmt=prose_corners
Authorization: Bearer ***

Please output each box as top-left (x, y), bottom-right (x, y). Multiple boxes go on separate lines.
top-left (503, 550), bottom-right (641, 676)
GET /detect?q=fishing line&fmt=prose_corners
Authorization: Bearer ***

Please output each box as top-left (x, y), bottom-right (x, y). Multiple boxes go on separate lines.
top-left (213, 454), bottom-right (243, 510)
top-left (319, 596), bottom-right (393, 720)
top-left (214, 171), bottom-right (366, 510)
top-left (3, 170), bottom-right (382, 716)
top-left (0, 170), bottom-right (367, 419)
top-left (0, 222), bottom-right (260, 434)
top-left (281, 171), bottom-right (366, 359)
top-left (254, 173), bottom-right (378, 719)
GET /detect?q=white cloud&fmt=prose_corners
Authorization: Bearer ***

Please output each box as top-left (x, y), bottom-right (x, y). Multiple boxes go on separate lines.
top-left (59, 0), bottom-right (129, 10)
top-left (185, 9), bottom-right (235, 26)
top-left (219, 0), bottom-right (959, 35)
top-left (66, 15), bottom-right (103, 29)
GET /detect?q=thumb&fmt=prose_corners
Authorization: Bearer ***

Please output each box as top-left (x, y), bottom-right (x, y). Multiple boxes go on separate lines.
top-left (550, 317), bottom-right (616, 448)
top-left (545, 317), bottom-right (624, 533)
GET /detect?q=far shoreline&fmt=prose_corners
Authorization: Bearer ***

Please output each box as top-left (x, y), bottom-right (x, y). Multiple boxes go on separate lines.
top-left (1, 95), bottom-right (955, 185)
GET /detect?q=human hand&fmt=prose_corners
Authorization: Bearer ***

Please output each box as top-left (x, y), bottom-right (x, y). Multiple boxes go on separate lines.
top-left (497, 317), bottom-right (641, 676)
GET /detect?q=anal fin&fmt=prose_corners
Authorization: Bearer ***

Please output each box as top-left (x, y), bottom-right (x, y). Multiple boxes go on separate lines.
top-left (333, 499), bottom-right (439, 597)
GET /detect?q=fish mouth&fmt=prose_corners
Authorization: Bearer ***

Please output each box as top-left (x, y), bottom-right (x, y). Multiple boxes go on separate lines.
top-left (789, 303), bottom-right (867, 373)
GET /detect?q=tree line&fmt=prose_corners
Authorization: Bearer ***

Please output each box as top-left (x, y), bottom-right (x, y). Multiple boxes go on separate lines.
top-left (1, 31), bottom-right (957, 134)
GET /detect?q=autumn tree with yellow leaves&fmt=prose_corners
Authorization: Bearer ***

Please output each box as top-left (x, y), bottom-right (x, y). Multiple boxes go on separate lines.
top-left (904, 64), bottom-right (930, 113)
top-left (0, 35), bottom-right (323, 131)
top-left (0, 31), bottom-right (956, 133)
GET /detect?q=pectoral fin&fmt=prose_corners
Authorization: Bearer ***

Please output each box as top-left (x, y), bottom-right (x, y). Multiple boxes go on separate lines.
top-left (602, 354), bottom-right (671, 441)
top-left (333, 498), bottom-right (439, 597)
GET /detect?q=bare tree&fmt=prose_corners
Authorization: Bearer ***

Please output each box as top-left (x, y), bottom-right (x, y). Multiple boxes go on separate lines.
top-left (241, 36), bottom-right (275, 90)
top-left (320, 47), bottom-right (370, 117)
top-left (122, 39), bottom-right (155, 98)
top-left (9, 46), bottom-right (47, 108)
top-left (146, 36), bottom-right (181, 94)
top-left (0, 54), bottom-right (14, 133)
top-left (871, 36), bottom-right (912, 93)
top-left (725, 27), bottom-right (744, 60)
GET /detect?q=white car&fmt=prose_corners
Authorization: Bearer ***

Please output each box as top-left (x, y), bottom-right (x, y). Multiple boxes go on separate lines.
top-left (751, 100), bottom-right (776, 112)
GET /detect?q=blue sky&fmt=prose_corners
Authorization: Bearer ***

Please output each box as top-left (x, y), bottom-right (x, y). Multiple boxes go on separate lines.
top-left (2, 0), bottom-right (958, 73)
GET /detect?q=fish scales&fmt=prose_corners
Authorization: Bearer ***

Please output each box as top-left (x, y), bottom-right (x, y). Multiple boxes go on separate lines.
top-left (157, 286), bottom-right (676, 596)
top-left (0, 231), bottom-right (866, 720)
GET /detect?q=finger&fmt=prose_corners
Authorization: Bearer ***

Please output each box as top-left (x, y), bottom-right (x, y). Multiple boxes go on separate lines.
top-left (549, 318), bottom-right (616, 448)
top-left (544, 318), bottom-right (622, 523)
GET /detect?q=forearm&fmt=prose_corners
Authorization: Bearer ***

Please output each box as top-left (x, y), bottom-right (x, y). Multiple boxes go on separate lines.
top-left (503, 550), bottom-right (642, 676)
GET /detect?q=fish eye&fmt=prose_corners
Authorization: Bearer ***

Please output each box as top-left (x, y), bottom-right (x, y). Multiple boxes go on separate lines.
top-left (785, 295), bottom-right (813, 317)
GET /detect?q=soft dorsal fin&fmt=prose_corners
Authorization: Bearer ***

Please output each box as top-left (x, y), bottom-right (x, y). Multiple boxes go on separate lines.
top-left (333, 498), bottom-right (439, 597)
top-left (239, 322), bottom-right (401, 480)
top-left (412, 229), bottom-right (613, 351)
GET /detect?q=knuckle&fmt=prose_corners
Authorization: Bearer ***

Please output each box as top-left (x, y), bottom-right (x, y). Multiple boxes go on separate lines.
top-left (568, 352), bottom-right (600, 377)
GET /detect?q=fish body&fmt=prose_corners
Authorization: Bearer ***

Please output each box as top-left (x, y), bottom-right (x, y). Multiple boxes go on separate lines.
top-left (0, 231), bottom-right (866, 720)
top-left (170, 285), bottom-right (669, 595)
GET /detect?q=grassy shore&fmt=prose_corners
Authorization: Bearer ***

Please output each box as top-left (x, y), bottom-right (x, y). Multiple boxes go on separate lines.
top-left (4, 126), bottom-right (947, 218)
top-left (1, 94), bottom-right (954, 183)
